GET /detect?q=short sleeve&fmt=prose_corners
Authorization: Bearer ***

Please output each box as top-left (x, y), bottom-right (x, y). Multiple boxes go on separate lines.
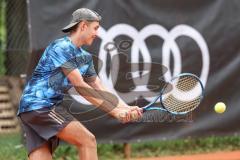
top-left (84, 59), bottom-right (97, 82)
top-left (50, 46), bottom-right (77, 71)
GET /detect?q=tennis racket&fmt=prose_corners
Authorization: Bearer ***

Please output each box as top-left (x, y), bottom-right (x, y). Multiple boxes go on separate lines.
top-left (142, 73), bottom-right (204, 115)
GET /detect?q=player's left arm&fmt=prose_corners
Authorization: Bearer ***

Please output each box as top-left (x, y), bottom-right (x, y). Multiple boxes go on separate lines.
top-left (86, 76), bottom-right (142, 116)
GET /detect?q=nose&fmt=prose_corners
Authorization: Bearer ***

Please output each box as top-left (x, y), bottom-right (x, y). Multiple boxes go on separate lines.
top-left (93, 32), bottom-right (98, 38)
top-left (92, 30), bottom-right (98, 38)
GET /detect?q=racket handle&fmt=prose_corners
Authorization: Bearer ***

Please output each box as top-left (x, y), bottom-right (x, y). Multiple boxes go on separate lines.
top-left (142, 106), bottom-right (167, 112)
top-left (142, 107), bottom-right (148, 113)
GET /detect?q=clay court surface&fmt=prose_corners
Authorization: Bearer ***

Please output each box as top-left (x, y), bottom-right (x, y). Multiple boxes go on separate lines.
top-left (132, 150), bottom-right (240, 160)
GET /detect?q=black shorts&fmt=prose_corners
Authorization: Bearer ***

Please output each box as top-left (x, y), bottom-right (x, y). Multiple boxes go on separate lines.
top-left (18, 104), bottom-right (76, 155)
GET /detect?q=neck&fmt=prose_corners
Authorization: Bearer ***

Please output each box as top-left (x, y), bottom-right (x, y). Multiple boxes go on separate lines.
top-left (69, 32), bottom-right (84, 48)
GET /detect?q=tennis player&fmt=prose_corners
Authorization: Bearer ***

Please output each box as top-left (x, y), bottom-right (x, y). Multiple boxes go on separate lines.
top-left (18, 8), bottom-right (142, 160)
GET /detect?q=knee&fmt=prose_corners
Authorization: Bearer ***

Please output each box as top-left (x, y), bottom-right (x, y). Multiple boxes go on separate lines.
top-left (76, 133), bottom-right (97, 148)
top-left (88, 134), bottom-right (97, 147)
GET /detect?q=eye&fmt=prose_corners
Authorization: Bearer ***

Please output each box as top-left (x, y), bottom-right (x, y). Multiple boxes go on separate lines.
top-left (95, 26), bottom-right (99, 30)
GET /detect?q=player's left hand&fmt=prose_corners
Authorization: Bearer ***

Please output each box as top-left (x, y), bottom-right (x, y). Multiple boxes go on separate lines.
top-left (114, 105), bottom-right (142, 123)
top-left (128, 106), bottom-right (143, 121)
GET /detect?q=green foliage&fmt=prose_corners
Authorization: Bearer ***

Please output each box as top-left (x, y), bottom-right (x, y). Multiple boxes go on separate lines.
top-left (97, 144), bottom-right (125, 160)
top-left (53, 145), bottom-right (78, 160)
top-left (0, 0), bottom-right (6, 75)
top-left (0, 133), bottom-right (240, 160)
top-left (131, 136), bottom-right (240, 158)
top-left (0, 133), bottom-right (27, 160)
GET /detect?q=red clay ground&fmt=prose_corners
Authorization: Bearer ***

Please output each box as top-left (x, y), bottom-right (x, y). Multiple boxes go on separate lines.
top-left (132, 150), bottom-right (240, 160)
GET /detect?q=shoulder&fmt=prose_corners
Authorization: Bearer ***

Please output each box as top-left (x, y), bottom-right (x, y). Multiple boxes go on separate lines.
top-left (74, 48), bottom-right (94, 65)
top-left (49, 37), bottom-right (73, 53)
top-left (80, 48), bottom-right (92, 56)
top-left (79, 48), bottom-right (94, 61)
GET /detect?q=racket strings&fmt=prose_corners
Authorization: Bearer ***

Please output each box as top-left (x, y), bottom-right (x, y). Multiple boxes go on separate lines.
top-left (163, 75), bottom-right (202, 113)
top-left (163, 96), bottom-right (201, 112)
top-left (175, 76), bottom-right (199, 91)
top-left (163, 95), bottom-right (201, 112)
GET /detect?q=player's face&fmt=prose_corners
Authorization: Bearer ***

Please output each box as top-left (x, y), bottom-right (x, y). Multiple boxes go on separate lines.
top-left (82, 21), bottom-right (100, 45)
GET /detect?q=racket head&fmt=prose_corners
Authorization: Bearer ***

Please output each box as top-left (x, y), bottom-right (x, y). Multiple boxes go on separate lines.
top-left (142, 81), bottom-right (172, 112)
top-left (160, 73), bottom-right (204, 115)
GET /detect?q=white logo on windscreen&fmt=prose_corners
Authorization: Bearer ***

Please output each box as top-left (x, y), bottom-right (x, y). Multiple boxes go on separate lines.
top-left (69, 24), bottom-right (210, 104)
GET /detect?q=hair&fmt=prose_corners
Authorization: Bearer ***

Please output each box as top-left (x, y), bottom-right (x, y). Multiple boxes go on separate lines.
top-left (69, 23), bottom-right (79, 33)
top-left (69, 20), bottom-right (98, 33)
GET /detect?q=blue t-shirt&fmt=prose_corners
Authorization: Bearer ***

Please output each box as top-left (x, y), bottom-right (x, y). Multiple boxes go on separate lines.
top-left (18, 36), bottom-right (97, 114)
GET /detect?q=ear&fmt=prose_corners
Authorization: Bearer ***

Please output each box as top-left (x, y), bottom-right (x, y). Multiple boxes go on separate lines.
top-left (79, 21), bottom-right (88, 31)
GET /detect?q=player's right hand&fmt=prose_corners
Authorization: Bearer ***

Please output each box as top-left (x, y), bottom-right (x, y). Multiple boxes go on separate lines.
top-left (111, 106), bottom-right (142, 123)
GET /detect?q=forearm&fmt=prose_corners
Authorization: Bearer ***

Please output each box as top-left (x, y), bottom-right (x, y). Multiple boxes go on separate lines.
top-left (88, 79), bottom-right (128, 108)
top-left (86, 77), bottom-right (144, 122)
top-left (74, 82), bottom-right (119, 114)
top-left (62, 68), bottom-right (121, 117)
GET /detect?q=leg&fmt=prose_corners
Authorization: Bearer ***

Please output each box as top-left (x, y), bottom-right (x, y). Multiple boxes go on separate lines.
top-left (28, 143), bottom-right (52, 160)
top-left (57, 121), bottom-right (98, 160)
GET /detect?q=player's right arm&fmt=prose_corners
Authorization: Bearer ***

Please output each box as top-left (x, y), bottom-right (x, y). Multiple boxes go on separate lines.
top-left (62, 68), bottom-right (133, 123)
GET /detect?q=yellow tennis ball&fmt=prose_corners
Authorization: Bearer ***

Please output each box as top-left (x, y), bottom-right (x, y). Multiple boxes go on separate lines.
top-left (214, 102), bottom-right (226, 113)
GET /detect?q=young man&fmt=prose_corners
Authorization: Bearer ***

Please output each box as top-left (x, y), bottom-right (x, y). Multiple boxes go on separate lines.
top-left (18, 8), bottom-right (142, 160)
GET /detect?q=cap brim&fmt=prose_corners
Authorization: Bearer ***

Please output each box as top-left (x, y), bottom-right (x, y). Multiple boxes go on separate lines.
top-left (62, 22), bottom-right (79, 33)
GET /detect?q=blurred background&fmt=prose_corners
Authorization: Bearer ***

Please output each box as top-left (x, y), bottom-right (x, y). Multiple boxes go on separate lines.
top-left (0, 0), bottom-right (240, 159)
